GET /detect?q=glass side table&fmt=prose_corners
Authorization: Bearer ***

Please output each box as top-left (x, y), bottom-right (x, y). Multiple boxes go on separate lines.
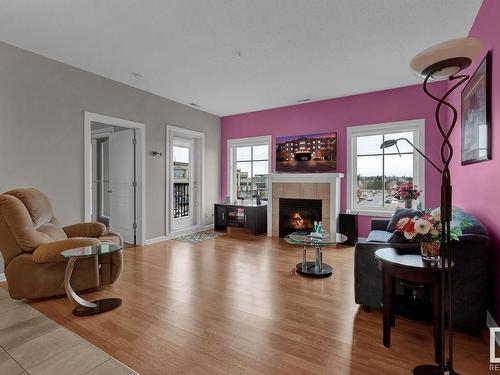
top-left (284, 231), bottom-right (347, 278)
top-left (61, 244), bottom-right (123, 316)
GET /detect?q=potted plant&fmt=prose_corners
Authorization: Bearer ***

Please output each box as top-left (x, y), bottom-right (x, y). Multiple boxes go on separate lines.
top-left (393, 182), bottom-right (421, 208)
top-left (395, 208), bottom-right (466, 262)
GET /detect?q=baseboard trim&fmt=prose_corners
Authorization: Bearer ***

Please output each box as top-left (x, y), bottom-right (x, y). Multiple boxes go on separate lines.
top-left (487, 310), bottom-right (500, 348)
top-left (0, 273), bottom-right (6, 283)
top-left (145, 236), bottom-right (168, 245)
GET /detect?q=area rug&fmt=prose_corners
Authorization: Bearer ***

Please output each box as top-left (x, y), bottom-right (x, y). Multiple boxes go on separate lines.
top-left (172, 229), bottom-right (225, 243)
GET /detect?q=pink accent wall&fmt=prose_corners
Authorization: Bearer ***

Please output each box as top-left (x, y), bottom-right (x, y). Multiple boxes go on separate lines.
top-left (448, 0), bottom-right (500, 317)
top-left (221, 83), bottom-right (447, 237)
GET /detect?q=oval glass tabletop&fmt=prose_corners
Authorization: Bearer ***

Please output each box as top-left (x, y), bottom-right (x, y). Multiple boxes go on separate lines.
top-left (61, 243), bottom-right (122, 259)
top-left (284, 231), bottom-right (348, 246)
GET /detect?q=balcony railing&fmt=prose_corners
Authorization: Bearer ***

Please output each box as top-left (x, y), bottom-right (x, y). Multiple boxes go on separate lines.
top-left (174, 183), bottom-right (189, 218)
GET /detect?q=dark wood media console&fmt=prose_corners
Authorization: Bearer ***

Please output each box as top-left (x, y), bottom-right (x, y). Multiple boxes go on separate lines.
top-left (214, 203), bottom-right (267, 236)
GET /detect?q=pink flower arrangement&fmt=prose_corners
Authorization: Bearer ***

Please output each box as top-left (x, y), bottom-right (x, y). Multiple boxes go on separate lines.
top-left (395, 208), bottom-right (468, 261)
top-left (393, 182), bottom-right (421, 201)
top-left (395, 209), bottom-right (440, 241)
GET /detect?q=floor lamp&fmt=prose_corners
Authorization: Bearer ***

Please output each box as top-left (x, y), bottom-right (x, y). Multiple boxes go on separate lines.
top-left (382, 37), bottom-right (483, 375)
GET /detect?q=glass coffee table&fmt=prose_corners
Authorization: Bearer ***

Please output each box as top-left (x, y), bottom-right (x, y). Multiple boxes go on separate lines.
top-left (61, 244), bottom-right (122, 316)
top-left (284, 231), bottom-right (347, 278)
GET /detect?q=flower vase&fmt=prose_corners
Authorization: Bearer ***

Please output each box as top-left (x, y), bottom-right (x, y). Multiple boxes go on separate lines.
top-left (405, 199), bottom-right (413, 209)
top-left (420, 240), bottom-right (439, 262)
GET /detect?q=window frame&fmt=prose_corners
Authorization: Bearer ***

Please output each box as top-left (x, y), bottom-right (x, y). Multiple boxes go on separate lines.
top-left (227, 135), bottom-right (272, 203)
top-left (346, 119), bottom-right (426, 217)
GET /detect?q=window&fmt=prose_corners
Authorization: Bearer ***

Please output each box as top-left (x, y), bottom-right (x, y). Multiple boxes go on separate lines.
top-left (347, 120), bottom-right (425, 215)
top-left (227, 136), bottom-right (271, 202)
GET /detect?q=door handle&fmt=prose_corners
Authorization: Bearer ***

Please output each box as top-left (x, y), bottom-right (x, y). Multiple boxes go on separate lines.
top-left (107, 190), bottom-right (113, 193)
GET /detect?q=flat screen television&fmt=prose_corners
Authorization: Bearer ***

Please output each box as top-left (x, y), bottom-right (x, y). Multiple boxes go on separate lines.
top-left (276, 132), bottom-right (337, 172)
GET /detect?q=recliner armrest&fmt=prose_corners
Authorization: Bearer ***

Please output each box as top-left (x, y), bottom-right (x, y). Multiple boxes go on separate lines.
top-left (371, 218), bottom-right (390, 231)
top-left (32, 238), bottom-right (99, 263)
top-left (63, 222), bottom-right (106, 238)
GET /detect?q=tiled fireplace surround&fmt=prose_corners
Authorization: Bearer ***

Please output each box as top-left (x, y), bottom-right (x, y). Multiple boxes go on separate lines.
top-left (267, 173), bottom-right (343, 237)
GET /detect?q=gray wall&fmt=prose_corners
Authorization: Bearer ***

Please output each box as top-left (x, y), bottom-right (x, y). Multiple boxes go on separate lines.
top-left (0, 41), bottom-right (220, 272)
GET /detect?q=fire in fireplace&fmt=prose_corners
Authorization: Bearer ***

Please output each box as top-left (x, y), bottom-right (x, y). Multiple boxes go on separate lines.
top-left (279, 198), bottom-right (322, 237)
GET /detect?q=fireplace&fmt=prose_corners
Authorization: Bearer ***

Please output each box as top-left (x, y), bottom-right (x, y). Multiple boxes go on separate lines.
top-left (279, 198), bottom-right (322, 237)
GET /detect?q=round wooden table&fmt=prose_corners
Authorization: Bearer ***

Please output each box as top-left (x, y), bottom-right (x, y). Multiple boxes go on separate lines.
top-left (374, 247), bottom-right (454, 367)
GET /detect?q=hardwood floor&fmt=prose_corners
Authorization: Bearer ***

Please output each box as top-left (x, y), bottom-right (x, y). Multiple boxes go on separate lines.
top-left (8, 230), bottom-right (490, 374)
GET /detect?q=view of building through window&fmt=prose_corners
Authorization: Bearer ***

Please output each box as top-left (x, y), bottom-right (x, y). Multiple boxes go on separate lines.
top-left (234, 144), bottom-right (269, 201)
top-left (173, 146), bottom-right (190, 218)
top-left (355, 131), bottom-right (415, 210)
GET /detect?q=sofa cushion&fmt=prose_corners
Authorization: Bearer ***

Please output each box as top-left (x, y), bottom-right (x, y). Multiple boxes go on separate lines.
top-left (5, 188), bottom-right (54, 228)
top-left (0, 194), bottom-right (53, 252)
top-left (38, 223), bottom-right (68, 242)
top-left (453, 207), bottom-right (489, 236)
top-left (386, 207), bottom-right (422, 232)
top-left (367, 230), bottom-right (393, 243)
top-left (388, 231), bottom-right (412, 243)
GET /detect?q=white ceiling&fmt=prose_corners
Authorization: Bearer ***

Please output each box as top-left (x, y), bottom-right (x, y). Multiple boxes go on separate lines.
top-left (0, 0), bottom-right (482, 116)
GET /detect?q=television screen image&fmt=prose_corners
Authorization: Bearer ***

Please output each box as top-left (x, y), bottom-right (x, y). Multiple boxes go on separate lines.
top-left (276, 132), bottom-right (337, 172)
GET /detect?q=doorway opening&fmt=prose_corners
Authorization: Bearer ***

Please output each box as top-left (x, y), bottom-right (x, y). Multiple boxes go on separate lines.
top-left (84, 112), bottom-right (146, 245)
top-left (166, 126), bottom-right (204, 236)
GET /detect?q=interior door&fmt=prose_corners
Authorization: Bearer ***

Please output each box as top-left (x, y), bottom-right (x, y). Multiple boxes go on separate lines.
top-left (109, 129), bottom-right (136, 244)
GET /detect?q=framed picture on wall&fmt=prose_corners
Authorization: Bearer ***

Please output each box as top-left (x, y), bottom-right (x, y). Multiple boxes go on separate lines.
top-left (461, 51), bottom-right (491, 165)
top-left (275, 132), bottom-right (337, 172)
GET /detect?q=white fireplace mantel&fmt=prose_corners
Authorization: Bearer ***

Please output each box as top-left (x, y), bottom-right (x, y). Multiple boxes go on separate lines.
top-left (267, 173), bottom-right (344, 236)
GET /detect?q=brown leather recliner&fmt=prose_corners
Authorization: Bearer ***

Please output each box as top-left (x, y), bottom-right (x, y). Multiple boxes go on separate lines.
top-left (0, 188), bottom-right (123, 300)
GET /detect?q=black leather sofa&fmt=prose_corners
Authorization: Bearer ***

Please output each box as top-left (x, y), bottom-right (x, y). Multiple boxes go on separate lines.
top-left (354, 208), bottom-right (490, 334)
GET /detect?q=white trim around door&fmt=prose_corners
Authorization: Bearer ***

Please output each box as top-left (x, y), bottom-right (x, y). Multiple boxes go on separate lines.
top-left (84, 112), bottom-right (146, 245)
top-left (166, 125), bottom-right (205, 238)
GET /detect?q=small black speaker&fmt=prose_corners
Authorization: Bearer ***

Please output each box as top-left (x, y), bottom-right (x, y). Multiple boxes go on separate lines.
top-left (339, 213), bottom-right (358, 246)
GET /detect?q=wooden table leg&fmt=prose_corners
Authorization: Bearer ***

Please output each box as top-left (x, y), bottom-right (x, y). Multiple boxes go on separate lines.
top-left (383, 266), bottom-right (394, 348)
top-left (432, 279), bottom-right (443, 365)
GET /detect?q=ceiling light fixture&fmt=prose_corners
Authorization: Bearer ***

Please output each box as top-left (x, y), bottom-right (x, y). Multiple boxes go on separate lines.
top-left (410, 37), bottom-right (482, 79)
top-left (297, 98), bottom-right (311, 103)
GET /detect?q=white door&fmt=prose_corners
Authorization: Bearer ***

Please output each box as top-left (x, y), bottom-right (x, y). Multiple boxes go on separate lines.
top-left (109, 129), bottom-right (136, 244)
top-left (170, 134), bottom-right (202, 232)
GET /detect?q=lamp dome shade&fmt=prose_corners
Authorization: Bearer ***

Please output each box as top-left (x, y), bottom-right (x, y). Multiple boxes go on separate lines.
top-left (380, 139), bottom-right (398, 149)
top-left (410, 37), bottom-right (483, 79)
